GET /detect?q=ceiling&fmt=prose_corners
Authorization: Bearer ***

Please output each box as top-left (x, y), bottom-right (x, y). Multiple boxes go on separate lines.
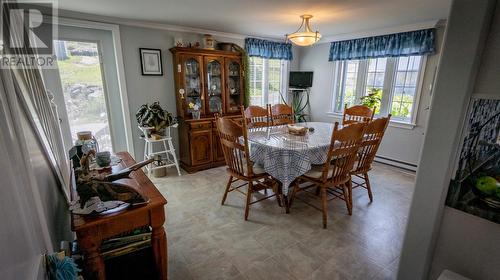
top-left (57, 0), bottom-right (452, 39)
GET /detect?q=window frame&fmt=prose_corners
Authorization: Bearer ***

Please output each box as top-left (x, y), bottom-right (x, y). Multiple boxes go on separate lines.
top-left (330, 55), bottom-right (428, 126)
top-left (248, 57), bottom-right (289, 106)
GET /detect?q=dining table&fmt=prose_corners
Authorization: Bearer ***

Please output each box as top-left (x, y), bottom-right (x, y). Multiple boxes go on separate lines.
top-left (247, 122), bottom-right (337, 210)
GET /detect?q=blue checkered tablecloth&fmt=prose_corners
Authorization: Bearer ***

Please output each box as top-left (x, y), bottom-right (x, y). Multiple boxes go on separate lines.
top-left (248, 122), bottom-right (335, 194)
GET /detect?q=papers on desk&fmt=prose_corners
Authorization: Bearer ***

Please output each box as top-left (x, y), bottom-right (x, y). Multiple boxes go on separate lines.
top-left (69, 196), bottom-right (129, 215)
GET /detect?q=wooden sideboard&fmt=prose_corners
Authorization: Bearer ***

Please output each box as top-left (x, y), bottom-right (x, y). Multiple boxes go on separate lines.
top-left (71, 152), bottom-right (168, 279)
top-left (177, 115), bottom-right (241, 173)
top-left (169, 47), bottom-right (245, 173)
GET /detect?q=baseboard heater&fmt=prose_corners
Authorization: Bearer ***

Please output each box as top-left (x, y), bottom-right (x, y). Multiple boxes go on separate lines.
top-left (374, 155), bottom-right (418, 172)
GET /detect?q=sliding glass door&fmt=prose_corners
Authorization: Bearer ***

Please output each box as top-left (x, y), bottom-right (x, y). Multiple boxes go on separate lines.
top-left (55, 40), bottom-right (113, 151)
top-left (42, 24), bottom-right (129, 153)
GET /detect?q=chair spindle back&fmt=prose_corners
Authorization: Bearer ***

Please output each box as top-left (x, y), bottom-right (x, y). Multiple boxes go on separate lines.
top-left (215, 116), bottom-right (254, 178)
top-left (353, 115), bottom-right (391, 174)
top-left (342, 105), bottom-right (375, 125)
top-left (321, 122), bottom-right (366, 184)
top-left (271, 104), bottom-right (294, 125)
top-left (243, 105), bottom-right (271, 128)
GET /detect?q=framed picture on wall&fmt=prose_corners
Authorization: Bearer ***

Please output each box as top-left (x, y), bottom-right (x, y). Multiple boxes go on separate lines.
top-left (139, 48), bottom-right (163, 76)
top-left (445, 98), bottom-right (500, 224)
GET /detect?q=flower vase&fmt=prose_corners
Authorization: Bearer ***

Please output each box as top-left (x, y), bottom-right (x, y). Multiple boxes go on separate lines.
top-left (192, 110), bottom-right (201, 119)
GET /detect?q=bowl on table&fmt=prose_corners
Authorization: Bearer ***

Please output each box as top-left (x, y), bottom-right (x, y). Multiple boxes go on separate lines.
top-left (96, 151), bottom-right (112, 167)
top-left (287, 124), bottom-right (308, 136)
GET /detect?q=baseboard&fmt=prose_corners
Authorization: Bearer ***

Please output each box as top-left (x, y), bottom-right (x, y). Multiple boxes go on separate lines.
top-left (374, 155), bottom-right (418, 172)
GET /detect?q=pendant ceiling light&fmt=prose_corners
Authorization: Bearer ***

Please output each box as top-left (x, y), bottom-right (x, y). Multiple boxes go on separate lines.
top-left (286, 15), bottom-right (321, 46)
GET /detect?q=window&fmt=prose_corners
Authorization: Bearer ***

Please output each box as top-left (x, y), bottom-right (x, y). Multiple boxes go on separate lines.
top-left (334, 60), bottom-right (359, 112)
top-left (392, 56), bottom-right (421, 120)
top-left (248, 57), bottom-right (288, 106)
top-left (332, 55), bottom-right (425, 123)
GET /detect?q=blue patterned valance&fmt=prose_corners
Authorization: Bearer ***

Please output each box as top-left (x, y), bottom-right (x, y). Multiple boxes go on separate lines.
top-left (329, 28), bottom-right (436, 61)
top-left (245, 38), bottom-right (293, 60)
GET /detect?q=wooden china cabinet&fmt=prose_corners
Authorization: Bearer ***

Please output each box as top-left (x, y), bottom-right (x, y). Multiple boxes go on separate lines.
top-left (169, 47), bottom-right (245, 173)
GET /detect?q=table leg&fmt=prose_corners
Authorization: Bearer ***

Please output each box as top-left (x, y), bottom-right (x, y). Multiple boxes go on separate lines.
top-left (79, 235), bottom-right (105, 280)
top-left (151, 207), bottom-right (168, 280)
top-left (283, 194), bottom-right (290, 213)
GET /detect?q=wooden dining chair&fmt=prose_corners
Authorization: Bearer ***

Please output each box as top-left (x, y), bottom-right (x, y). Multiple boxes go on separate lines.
top-left (215, 116), bottom-right (282, 220)
top-left (342, 104), bottom-right (375, 125)
top-left (270, 103), bottom-right (294, 125)
top-left (242, 105), bottom-right (271, 128)
top-left (351, 115), bottom-right (391, 202)
top-left (290, 122), bottom-right (366, 228)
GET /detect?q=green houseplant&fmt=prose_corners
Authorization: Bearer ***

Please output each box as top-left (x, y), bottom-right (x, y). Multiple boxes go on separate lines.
top-left (359, 88), bottom-right (382, 110)
top-left (136, 102), bottom-right (175, 135)
top-left (280, 91), bottom-right (309, 123)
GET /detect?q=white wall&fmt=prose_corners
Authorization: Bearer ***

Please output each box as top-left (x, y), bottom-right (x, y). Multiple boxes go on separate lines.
top-left (430, 208), bottom-right (500, 279)
top-left (118, 25), bottom-right (244, 159)
top-left (429, 1), bottom-right (500, 279)
top-left (398, 0), bottom-right (498, 279)
top-left (297, 28), bottom-right (445, 169)
top-left (47, 9), bottom-right (301, 160)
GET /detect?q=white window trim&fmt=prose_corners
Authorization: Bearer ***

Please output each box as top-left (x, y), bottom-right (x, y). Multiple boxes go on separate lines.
top-left (249, 58), bottom-right (289, 106)
top-left (262, 59), bottom-right (269, 104)
top-left (281, 60), bottom-right (290, 103)
top-left (329, 55), bottom-right (428, 129)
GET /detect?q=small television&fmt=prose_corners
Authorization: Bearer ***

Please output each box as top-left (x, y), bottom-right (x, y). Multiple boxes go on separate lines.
top-left (289, 71), bottom-right (313, 88)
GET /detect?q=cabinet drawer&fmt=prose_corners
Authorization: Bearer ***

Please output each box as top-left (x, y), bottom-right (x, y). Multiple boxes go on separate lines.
top-left (189, 121), bottom-right (212, 130)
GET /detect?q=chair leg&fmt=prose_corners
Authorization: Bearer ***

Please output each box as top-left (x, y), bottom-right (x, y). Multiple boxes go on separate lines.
top-left (341, 183), bottom-right (352, 215)
top-left (364, 172), bottom-right (373, 202)
top-left (321, 187), bottom-right (328, 229)
top-left (315, 186), bottom-right (320, 196)
top-left (244, 181), bottom-right (253, 220)
top-left (221, 176), bottom-right (233, 205)
top-left (347, 181), bottom-right (353, 215)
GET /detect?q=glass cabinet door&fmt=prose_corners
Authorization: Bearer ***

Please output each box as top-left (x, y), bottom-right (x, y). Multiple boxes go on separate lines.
top-left (225, 59), bottom-right (243, 113)
top-left (204, 57), bottom-right (224, 114)
top-left (182, 55), bottom-right (204, 117)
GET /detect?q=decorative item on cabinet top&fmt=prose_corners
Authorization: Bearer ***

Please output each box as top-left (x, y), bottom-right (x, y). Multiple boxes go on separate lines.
top-left (203, 34), bottom-right (215, 50)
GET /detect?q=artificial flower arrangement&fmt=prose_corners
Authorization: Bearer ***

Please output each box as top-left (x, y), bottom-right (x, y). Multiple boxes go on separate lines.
top-left (188, 102), bottom-right (201, 119)
top-left (188, 102), bottom-right (200, 111)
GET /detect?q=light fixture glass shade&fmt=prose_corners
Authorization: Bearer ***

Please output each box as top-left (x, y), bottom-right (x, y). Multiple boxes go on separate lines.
top-left (287, 15), bottom-right (321, 46)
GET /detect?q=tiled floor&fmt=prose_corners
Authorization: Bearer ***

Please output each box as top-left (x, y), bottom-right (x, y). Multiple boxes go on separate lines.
top-left (151, 163), bottom-right (415, 280)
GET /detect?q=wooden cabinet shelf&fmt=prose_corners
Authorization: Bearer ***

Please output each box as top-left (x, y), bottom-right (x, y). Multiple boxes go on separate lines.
top-left (170, 47), bottom-right (245, 173)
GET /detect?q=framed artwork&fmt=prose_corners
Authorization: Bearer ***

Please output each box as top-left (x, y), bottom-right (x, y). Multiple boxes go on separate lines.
top-left (139, 48), bottom-right (163, 76)
top-left (446, 98), bottom-right (500, 224)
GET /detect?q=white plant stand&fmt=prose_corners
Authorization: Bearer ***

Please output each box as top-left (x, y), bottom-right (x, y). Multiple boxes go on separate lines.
top-left (140, 125), bottom-right (181, 177)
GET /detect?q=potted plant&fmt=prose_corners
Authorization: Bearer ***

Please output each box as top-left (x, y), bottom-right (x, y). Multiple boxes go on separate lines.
top-left (136, 102), bottom-right (176, 138)
top-left (359, 88), bottom-right (382, 110)
top-left (279, 90), bottom-right (309, 123)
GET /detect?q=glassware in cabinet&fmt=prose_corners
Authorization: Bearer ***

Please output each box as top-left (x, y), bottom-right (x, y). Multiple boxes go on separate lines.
top-left (225, 59), bottom-right (243, 113)
top-left (205, 57), bottom-right (224, 114)
top-left (181, 55), bottom-right (204, 117)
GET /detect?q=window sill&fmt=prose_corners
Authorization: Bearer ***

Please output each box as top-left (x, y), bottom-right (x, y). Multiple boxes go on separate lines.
top-left (325, 112), bottom-right (417, 130)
